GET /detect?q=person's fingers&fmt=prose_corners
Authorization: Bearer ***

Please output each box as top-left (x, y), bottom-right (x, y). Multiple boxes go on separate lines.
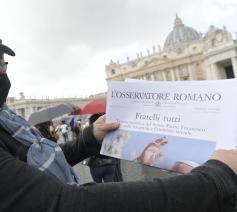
top-left (145, 152), bottom-right (166, 166)
top-left (153, 139), bottom-right (168, 147)
top-left (94, 115), bottom-right (119, 131)
top-left (211, 149), bottom-right (237, 175)
top-left (101, 122), bottom-right (120, 131)
top-left (144, 148), bottom-right (157, 155)
top-left (92, 114), bottom-right (120, 141)
top-left (154, 136), bottom-right (167, 142)
top-left (143, 139), bottom-right (168, 153)
top-left (94, 115), bottom-right (106, 124)
top-left (155, 152), bottom-right (166, 160)
top-left (99, 114), bottom-right (106, 122)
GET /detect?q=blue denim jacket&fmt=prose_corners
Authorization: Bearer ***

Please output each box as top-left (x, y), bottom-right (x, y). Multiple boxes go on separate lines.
top-left (0, 104), bottom-right (79, 185)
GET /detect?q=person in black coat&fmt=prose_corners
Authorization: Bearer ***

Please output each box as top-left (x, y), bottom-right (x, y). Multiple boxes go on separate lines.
top-left (0, 39), bottom-right (237, 212)
top-left (87, 113), bottom-right (122, 183)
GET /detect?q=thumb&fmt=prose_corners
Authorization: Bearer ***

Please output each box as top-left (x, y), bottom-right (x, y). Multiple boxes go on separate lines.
top-left (102, 122), bottom-right (120, 131)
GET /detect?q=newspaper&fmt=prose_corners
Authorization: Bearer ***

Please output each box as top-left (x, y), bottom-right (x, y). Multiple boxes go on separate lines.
top-left (100, 79), bottom-right (237, 171)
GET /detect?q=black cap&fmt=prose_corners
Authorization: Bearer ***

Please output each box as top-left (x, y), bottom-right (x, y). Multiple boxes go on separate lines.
top-left (0, 39), bottom-right (15, 56)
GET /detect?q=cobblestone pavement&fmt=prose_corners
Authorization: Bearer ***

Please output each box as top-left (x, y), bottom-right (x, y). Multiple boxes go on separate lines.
top-left (73, 160), bottom-right (172, 184)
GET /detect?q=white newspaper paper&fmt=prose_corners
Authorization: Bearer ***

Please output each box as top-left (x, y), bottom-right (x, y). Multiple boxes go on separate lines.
top-left (101, 79), bottom-right (237, 171)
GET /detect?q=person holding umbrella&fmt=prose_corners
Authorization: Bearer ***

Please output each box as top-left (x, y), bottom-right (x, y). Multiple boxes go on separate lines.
top-left (28, 103), bottom-right (78, 143)
top-left (35, 121), bottom-right (59, 143)
top-left (0, 39), bottom-right (237, 212)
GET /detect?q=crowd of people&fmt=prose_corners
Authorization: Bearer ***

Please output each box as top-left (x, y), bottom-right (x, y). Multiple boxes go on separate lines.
top-left (34, 117), bottom-right (82, 144)
top-left (40, 114), bottom-right (123, 183)
top-left (0, 39), bottom-right (237, 212)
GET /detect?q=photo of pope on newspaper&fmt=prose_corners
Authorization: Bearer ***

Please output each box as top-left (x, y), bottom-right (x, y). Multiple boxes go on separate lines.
top-left (101, 129), bottom-right (216, 172)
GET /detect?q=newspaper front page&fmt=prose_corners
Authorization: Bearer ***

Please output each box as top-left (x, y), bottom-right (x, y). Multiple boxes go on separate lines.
top-left (101, 79), bottom-right (237, 171)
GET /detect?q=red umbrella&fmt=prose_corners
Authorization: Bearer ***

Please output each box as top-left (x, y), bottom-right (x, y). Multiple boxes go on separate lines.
top-left (74, 99), bottom-right (106, 115)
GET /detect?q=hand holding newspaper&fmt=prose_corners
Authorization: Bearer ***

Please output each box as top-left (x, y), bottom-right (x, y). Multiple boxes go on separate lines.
top-left (100, 79), bottom-right (237, 172)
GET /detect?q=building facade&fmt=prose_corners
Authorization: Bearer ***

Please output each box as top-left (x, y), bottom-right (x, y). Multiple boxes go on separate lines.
top-left (105, 15), bottom-right (237, 82)
top-left (7, 92), bottom-right (106, 119)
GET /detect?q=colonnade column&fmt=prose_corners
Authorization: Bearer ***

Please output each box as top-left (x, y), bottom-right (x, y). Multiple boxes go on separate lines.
top-left (170, 69), bottom-right (176, 81)
top-left (175, 68), bottom-right (180, 80)
top-left (162, 71), bottom-right (167, 81)
top-left (188, 64), bottom-right (193, 80)
top-left (211, 63), bottom-right (219, 79)
top-left (150, 73), bottom-right (155, 81)
top-left (231, 57), bottom-right (237, 78)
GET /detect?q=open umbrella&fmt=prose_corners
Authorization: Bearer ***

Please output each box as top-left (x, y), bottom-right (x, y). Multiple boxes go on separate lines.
top-left (28, 103), bottom-right (78, 125)
top-left (73, 99), bottom-right (106, 115)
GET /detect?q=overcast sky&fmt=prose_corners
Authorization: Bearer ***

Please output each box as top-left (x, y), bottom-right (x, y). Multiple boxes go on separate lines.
top-left (1, 0), bottom-right (237, 99)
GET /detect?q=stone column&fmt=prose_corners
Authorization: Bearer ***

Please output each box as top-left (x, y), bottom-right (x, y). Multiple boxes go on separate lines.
top-left (26, 106), bottom-right (33, 119)
top-left (150, 73), bottom-right (155, 81)
top-left (206, 63), bottom-right (218, 80)
top-left (211, 63), bottom-right (219, 79)
top-left (188, 65), bottom-right (193, 80)
top-left (170, 69), bottom-right (176, 81)
top-left (162, 71), bottom-right (167, 81)
top-left (175, 68), bottom-right (180, 80)
top-left (231, 57), bottom-right (237, 78)
top-left (204, 65), bottom-right (211, 80)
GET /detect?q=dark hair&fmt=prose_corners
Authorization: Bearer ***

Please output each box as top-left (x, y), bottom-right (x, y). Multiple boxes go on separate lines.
top-left (89, 113), bottom-right (103, 125)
